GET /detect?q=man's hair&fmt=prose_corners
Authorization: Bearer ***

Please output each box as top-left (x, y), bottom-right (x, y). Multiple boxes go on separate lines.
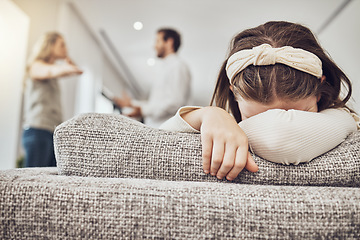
top-left (157, 28), bottom-right (181, 52)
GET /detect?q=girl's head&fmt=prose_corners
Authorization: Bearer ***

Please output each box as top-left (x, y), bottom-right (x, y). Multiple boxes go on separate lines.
top-left (211, 21), bottom-right (352, 122)
top-left (27, 32), bottom-right (67, 67)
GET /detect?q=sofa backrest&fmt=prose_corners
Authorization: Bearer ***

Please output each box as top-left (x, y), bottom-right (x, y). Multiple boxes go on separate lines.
top-left (54, 113), bottom-right (360, 187)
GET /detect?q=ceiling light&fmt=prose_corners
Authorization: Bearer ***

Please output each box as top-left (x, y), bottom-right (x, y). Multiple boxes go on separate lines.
top-left (147, 58), bottom-right (155, 66)
top-left (133, 21), bottom-right (143, 31)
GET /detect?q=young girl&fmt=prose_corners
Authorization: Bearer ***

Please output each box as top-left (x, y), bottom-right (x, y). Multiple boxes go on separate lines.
top-left (160, 21), bottom-right (360, 181)
top-left (22, 32), bottom-right (83, 167)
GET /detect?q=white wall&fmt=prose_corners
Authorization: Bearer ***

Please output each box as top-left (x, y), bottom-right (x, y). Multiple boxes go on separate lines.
top-left (57, 2), bottom-right (103, 120)
top-left (71, 0), bottom-right (348, 107)
top-left (12, 0), bottom-right (62, 58)
top-left (318, 0), bottom-right (360, 113)
top-left (0, 0), bottom-right (29, 170)
top-left (57, 2), bottom-right (128, 119)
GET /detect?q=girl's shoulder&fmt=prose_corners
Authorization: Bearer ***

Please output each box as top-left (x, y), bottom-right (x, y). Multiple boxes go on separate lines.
top-left (345, 109), bottom-right (360, 130)
top-left (323, 108), bottom-right (360, 130)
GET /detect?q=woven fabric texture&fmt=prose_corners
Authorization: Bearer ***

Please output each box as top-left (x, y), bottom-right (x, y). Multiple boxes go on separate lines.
top-left (1, 167), bottom-right (359, 239)
top-left (54, 113), bottom-right (360, 187)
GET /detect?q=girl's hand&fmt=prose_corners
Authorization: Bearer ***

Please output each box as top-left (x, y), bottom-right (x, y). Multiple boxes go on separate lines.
top-left (182, 107), bottom-right (259, 181)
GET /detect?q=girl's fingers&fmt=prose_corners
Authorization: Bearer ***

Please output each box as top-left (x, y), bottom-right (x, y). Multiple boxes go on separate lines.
top-left (245, 152), bottom-right (259, 173)
top-left (225, 146), bottom-right (248, 181)
top-left (197, 107), bottom-right (255, 179)
top-left (216, 144), bottom-right (236, 179)
top-left (209, 141), bottom-right (224, 176)
top-left (201, 134), bottom-right (213, 174)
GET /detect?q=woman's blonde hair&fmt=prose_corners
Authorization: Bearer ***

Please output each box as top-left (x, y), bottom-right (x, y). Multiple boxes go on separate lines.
top-left (26, 32), bottom-right (63, 71)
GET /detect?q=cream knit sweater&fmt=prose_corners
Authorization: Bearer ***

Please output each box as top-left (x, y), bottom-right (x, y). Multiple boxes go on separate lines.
top-left (160, 107), bottom-right (360, 165)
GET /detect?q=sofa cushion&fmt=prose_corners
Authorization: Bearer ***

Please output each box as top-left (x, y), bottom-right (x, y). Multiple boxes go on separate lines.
top-left (1, 167), bottom-right (359, 239)
top-left (54, 113), bottom-right (360, 187)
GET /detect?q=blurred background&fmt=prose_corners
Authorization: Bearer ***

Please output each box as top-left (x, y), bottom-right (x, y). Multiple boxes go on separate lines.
top-left (1, 0), bottom-right (359, 170)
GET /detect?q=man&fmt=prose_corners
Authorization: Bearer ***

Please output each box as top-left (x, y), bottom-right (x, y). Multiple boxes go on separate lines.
top-left (113, 28), bottom-right (192, 128)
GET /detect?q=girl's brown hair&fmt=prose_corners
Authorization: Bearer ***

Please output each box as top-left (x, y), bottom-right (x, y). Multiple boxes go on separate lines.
top-left (211, 21), bottom-right (353, 122)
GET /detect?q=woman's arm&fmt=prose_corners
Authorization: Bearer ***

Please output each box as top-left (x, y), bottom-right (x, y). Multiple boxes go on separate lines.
top-left (29, 58), bottom-right (82, 80)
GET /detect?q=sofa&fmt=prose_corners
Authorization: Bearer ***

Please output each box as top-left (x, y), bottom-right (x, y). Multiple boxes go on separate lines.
top-left (1, 113), bottom-right (359, 239)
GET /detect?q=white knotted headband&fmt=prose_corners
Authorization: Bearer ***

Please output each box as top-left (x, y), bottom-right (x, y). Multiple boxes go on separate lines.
top-left (226, 43), bottom-right (323, 82)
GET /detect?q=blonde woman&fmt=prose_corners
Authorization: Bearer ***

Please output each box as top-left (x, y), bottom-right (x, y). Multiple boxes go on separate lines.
top-left (22, 32), bottom-right (82, 167)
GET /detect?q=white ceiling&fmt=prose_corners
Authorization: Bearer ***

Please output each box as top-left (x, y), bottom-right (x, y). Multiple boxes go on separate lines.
top-left (71, 0), bottom-right (347, 105)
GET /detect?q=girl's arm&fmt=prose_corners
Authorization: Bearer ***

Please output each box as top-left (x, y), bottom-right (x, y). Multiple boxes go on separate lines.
top-left (161, 106), bottom-right (259, 180)
top-left (159, 106), bottom-right (202, 133)
top-left (29, 58), bottom-right (83, 80)
top-left (238, 108), bottom-right (358, 164)
top-left (160, 106), bottom-right (358, 179)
